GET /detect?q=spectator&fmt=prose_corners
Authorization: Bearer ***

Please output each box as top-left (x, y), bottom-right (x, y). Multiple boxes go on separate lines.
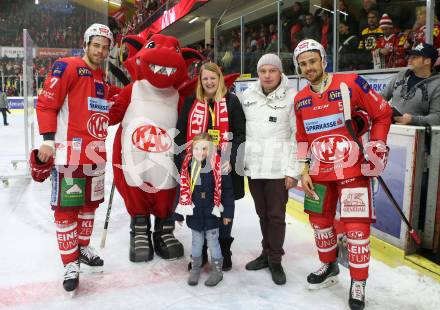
top-left (338, 0), bottom-right (358, 34)
top-left (338, 20), bottom-right (360, 71)
top-left (374, 14), bottom-right (407, 68)
top-left (381, 43), bottom-right (440, 126)
top-left (174, 62), bottom-right (246, 272)
top-left (282, 1), bottom-right (306, 50)
top-left (242, 54), bottom-right (298, 285)
top-left (410, 6), bottom-right (440, 50)
top-left (265, 25), bottom-right (279, 53)
top-left (358, 0), bottom-right (380, 31)
top-left (319, 10), bottom-right (333, 54)
top-left (173, 133), bottom-right (235, 287)
top-left (358, 10), bottom-right (383, 69)
top-left (297, 13), bottom-right (320, 43)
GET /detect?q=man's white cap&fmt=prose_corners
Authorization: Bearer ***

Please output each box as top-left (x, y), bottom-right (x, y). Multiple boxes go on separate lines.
top-left (257, 53), bottom-right (283, 72)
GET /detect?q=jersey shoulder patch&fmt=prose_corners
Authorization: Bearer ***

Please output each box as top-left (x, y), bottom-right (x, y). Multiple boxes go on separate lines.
top-left (354, 75), bottom-right (370, 93)
top-left (51, 61), bottom-right (68, 78)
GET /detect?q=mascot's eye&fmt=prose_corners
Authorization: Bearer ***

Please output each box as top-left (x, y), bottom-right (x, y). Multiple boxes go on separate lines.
top-left (146, 41), bottom-right (155, 48)
top-left (175, 46), bottom-right (181, 53)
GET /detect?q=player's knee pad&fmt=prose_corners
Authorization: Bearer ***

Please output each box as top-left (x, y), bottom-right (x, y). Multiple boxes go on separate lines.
top-left (344, 222), bottom-right (371, 280)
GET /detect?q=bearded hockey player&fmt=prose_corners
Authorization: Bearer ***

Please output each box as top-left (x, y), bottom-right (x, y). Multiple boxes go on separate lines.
top-left (33, 23), bottom-right (118, 293)
top-left (292, 39), bottom-right (392, 310)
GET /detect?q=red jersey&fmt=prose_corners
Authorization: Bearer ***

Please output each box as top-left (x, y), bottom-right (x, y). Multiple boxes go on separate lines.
top-left (413, 25), bottom-right (440, 49)
top-left (37, 57), bottom-right (112, 165)
top-left (294, 73), bottom-right (392, 182)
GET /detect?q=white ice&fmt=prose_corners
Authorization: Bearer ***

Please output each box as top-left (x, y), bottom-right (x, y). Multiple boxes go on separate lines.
top-left (0, 113), bottom-right (439, 310)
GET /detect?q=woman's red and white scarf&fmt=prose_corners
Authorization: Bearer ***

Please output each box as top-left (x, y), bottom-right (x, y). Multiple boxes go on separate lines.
top-left (175, 147), bottom-right (223, 218)
top-left (186, 97), bottom-right (230, 151)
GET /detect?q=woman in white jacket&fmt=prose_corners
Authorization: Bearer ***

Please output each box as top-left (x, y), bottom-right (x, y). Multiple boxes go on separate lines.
top-left (242, 54), bottom-right (298, 285)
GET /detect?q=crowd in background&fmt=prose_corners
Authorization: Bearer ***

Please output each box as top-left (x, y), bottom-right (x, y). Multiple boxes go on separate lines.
top-left (122, 0), bottom-right (168, 34)
top-left (0, 56), bottom-right (58, 96)
top-left (216, 0), bottom-right (440, 75)
top-left (1, 0), bottom-right (440, 93)
top-left (0, 0), bottom-right (95, 48)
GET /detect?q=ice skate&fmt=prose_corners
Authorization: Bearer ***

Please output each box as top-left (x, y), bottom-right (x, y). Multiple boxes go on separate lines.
top-left (307, 261), bottom-right (339, 290)
top-left (63, 260), bottom-right (80, 295)
top-left (349, 279), bottom-right (366, 310)
top-left (79, 246), bottom-right (104, 273)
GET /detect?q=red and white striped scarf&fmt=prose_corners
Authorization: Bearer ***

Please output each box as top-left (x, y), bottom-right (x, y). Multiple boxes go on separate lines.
top-left (186, 97), bottom-right (230, 151)
top-left (175, 147), bottom-right (223, 218)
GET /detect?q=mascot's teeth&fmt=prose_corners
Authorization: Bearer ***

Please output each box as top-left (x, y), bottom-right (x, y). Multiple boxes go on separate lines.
top-left (149, 64), bottom-right (176, 76)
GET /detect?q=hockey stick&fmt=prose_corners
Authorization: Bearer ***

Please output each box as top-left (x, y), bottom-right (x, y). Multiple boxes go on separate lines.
top-left (100, 182), bottom-right (116, 249)
top-left (340, 82), bottom-right (421, 244)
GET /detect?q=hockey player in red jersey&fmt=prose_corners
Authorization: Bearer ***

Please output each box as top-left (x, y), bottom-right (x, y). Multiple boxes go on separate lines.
top-left (34, 23), bottom-right (118, 293)
top-left (293, 39), bottom-right (392, 310)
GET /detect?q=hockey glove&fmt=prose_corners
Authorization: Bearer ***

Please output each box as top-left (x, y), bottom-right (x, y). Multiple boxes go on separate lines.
top-left (352, 109), bottom-right (370, 137)
top-left (29, 149), bottom-right (54, 182)
top-left (362, 141), bottom-right (389, 176)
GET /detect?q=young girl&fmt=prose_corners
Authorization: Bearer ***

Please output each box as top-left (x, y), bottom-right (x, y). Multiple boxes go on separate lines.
top-left (174, 133), bottom-right (235, 286)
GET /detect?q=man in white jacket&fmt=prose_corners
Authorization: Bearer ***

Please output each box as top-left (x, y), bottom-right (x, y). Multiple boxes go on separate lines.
top-left (242, 53), bottom-right (298, 285)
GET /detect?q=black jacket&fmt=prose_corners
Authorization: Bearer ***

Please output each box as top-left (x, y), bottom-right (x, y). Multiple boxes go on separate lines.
top-left (174, 92), bottom-right (246, 200)
top-left (174, 168), bottom-right (235, 232)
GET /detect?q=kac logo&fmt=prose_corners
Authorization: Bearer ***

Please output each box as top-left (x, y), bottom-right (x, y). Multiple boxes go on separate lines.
top-left (87, 113), bottom-right (109, 140)
top-left (132, 125), bottom-right (172, 153)
top-left (311, 134), bottom-right (352, 163)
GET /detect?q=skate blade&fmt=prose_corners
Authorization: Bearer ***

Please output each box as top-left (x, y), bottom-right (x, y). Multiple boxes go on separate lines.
top-left (307, 275), bottom-right (338, 290)
top-left (65, 288), bottom-right (78, 298)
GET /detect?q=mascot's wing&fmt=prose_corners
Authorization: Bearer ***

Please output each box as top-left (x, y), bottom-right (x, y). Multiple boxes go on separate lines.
top-left (181, 48), bottom-right (204, 68)
top-left (224, 73), bottom-right (241, 89)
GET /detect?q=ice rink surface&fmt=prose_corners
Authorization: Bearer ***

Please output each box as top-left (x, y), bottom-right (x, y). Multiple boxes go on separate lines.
top-left (0, 113), bottom-right (439, 310)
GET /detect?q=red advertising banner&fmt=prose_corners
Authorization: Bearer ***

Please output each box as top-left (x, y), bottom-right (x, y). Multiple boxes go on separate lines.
top-left (37, 48), bottom-right (70, 57)
top-left (143, 0), bottom-right (208, 35)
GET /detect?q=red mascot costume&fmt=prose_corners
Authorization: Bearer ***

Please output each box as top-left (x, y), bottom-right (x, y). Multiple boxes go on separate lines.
top-left (109, 33), bottom-right (202, 262)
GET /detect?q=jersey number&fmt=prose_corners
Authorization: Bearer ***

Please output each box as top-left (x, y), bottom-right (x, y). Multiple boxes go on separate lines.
top-left (49, 77), bottom-right (58, 89)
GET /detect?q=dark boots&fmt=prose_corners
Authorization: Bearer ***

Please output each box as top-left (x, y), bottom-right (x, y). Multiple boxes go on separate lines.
top-left (245, 254), bottom-right (269, 270)
top-left (129, 215), bottom-right (153, 262)
top-left (219, 237), bottom-right (234, 271)
top-left (153, 217), bottom-right (184, 260)
top-left (268, 261), bottom-right (286, 285)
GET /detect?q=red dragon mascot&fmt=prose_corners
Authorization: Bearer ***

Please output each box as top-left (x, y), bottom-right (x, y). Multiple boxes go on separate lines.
top-left (109, 33), bottom-right (202, 262)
